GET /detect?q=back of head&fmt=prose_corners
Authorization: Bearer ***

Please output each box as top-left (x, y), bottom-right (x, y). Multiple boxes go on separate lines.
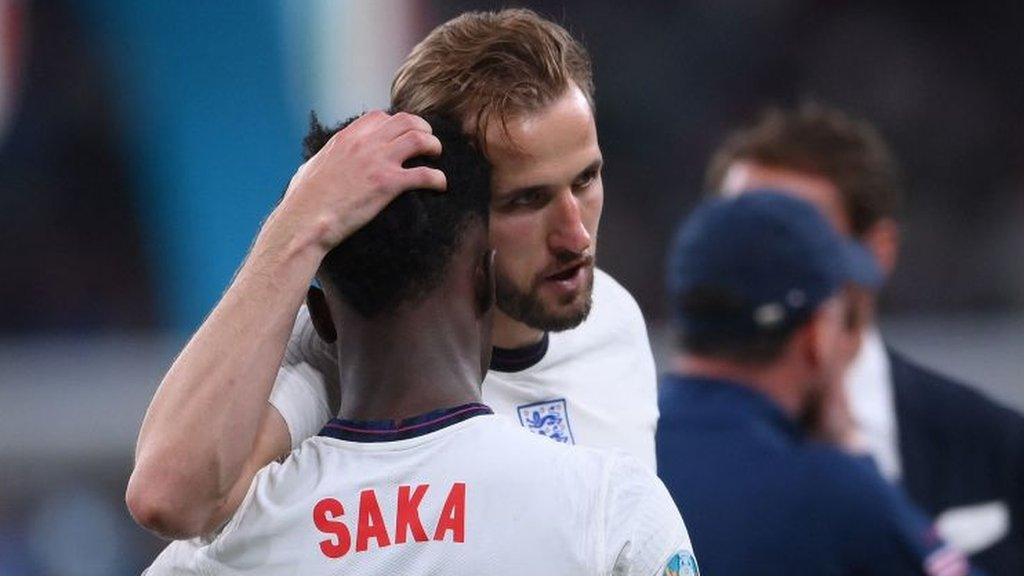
top-left (307, 114), bottom-right (491, 318)
top-left (391, 8), bottom-right (593, 147)
top-left (705, 103), bottom-right (901, 237)
top-left (668, 192), bottom-right (880, 365)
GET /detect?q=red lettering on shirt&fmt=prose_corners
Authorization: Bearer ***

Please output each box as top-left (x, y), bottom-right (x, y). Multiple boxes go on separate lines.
top-left (313, 498), bottom-right (350, 558)
top-left (395, 484), bottom-right (430, 544)
top-left (356, 489), bottom-right (392, 552)
top-left (433, 482), bottom-right (466, 543)
top-left (312, 482), bottom-right (467, 558)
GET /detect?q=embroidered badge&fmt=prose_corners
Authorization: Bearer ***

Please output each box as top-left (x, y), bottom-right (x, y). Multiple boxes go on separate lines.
top-left (517, 399), bottom-right (575, 444)
top-left (662, 550), bottom-right (699, 576)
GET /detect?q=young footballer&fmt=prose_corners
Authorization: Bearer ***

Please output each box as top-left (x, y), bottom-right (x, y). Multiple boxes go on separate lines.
top-left (143, 114), bottom-right (693, 575)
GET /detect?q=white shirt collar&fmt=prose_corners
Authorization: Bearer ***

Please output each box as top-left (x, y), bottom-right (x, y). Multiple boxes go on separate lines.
top-left (844, 327), bottom-right (902, 481)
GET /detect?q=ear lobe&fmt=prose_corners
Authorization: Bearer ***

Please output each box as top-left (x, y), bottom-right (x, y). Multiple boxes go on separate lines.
top-left (306, 285), bottom-right (337, 343)
top-left (475, 249), bottom-right (496, 315)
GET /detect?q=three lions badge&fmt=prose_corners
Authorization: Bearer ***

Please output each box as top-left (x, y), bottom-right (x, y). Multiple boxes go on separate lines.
top-left (517, 398), bottom-right (575, 444)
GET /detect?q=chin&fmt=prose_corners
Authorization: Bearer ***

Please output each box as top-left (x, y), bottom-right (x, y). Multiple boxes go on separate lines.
top-left (537, 296), bottom-right (593, 332)
top-left (496, 264), bottom-right (596, 332)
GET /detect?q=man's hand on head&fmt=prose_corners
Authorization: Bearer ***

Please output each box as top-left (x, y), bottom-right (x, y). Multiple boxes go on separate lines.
top-left (269, 111), bottom-right (447, 256)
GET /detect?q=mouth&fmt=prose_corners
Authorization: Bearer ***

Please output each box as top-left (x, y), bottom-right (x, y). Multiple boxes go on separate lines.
top-left (547, 263), bottom-right (584, 282)
top-left (544, 256), bottom-right (592, 281)
top-left (540, 258), bottom-right (593, 296)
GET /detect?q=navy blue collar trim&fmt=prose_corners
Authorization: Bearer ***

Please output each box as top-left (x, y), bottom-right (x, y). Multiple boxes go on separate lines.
top-left (490, 332), bottom-right (549, 373)
top-left (319, 403), bottom-right (493, 443)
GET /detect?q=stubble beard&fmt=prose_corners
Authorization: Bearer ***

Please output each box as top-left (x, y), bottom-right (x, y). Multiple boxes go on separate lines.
top-left (495, 264), bottom-right (595, 332)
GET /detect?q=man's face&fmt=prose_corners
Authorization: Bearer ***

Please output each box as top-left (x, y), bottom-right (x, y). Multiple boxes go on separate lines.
top-left (479, 86), bottom-right (603, 332)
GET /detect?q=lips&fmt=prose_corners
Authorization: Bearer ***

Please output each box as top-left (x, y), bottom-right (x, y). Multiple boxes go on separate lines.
top-left (543, 257), bottom-right (592, 282)
top-left (539, 257), bottom-right (593, 298)
top-left (547, 264), bottom-right (583, 281)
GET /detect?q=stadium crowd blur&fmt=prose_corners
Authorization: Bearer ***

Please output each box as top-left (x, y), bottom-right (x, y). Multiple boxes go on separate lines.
top-left (2, 1), bottom-right (1022, 574)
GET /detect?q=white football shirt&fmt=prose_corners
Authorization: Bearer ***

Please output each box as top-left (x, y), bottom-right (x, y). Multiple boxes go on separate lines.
top-left (270, 268), bottom-right (659, 469)
top-left (145, 408), bottom-right (693, 575)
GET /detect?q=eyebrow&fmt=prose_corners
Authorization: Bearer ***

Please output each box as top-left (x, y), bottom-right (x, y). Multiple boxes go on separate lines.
top-left (498, 158), bottom-right (604, 199)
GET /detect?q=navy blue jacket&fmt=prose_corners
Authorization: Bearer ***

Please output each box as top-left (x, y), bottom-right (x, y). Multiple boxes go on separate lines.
top-left (657, 374), bottom-right (979, 576)
top-left (890, 349), bottom-right (1024, 575)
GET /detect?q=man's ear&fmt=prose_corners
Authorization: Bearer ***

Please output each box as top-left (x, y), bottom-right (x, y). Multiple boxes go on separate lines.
top-left (474, 249), bottom-right (496, 316)
top-left (861, 217), bottom-right (899, 278)
top-left (306, 285), bottom-right (337, 343)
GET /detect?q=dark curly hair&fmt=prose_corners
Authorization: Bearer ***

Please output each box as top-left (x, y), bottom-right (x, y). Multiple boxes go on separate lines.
top-left (306, 113), bottom-right (491, 318)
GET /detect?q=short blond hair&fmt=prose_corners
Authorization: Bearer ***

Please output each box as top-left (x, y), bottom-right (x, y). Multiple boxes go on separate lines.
top-left (391, 9), bottom-right (594, 147)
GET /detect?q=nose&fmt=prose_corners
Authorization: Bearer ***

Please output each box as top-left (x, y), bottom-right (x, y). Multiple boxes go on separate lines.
top-left (547, 189), bottom-right (591, 255)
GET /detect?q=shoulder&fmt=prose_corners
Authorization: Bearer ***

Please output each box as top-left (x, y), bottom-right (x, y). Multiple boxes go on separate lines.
top-left (802, 444), bottom-right (956, 571)
top-left (800, 443), bottom-right (926, 529)
top-left (602, 452), bottom-right (694, 575)
top-left (592, 268), bottom-right (645, 326)
top-left (888, 347), bottom-right (1024, 439)
top-left (560, 268), bottom-right (649, 350)
top-left (482, 416), bottom-right (638, 486)
top-left (605, 451), bottom-right (679, 512)
top-left (543, 268), bottom-right (653, 367)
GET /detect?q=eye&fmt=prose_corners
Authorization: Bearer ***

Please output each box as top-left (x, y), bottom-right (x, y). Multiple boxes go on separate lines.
top-left (573, 169), bottom-right (599, 190)
top-left (509, 189), bottom-right (544, 208)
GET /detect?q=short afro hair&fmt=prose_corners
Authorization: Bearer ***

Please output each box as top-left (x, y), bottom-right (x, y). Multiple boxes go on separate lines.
top-left (306, 113), bottom-right (491, 318)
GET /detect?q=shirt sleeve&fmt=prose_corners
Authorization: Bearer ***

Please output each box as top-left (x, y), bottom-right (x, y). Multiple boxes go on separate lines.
top-left (142, 539), bottom-right (205, 575)
top-left (268, 305), bottom-right (339, 449)
top-left (603, 454), bottom-right (698, 576)
top-left (837, 456), bottom-right (981, 576)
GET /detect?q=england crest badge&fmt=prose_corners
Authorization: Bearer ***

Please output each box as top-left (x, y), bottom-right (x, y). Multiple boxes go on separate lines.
top-left (517, 398), bottom-right (575, 444)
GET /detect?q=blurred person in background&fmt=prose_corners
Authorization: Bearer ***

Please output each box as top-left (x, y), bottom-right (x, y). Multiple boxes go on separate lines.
top-left (658, 191), bottom-right (977, 576)
top-left (127, 8), bottom-right (660, 542)
top-left (708, 104), bottom-right (1024, 574)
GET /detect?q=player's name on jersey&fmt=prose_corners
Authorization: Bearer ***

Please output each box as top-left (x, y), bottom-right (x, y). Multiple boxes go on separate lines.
top-left (313, 482), bottom-right (466, 559)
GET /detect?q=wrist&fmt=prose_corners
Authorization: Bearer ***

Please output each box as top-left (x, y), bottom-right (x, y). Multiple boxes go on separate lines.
top-left (249, 208), bottom-right (327, 286)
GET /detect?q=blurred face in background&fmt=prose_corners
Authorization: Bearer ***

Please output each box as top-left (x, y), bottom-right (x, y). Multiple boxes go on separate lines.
top-left (480, 85), bottom-right (604, 333)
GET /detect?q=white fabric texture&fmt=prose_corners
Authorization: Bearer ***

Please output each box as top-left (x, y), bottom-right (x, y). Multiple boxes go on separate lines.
top-left (145, 415), bottom-right (691, 575)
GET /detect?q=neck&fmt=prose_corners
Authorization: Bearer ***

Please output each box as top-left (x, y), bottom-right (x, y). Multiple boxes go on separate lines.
top-left (491, 307), bottom-right (545, 349)
top-left (335, 304), bottom-right (483, 422)
top-left (674, 354), bottom-right (806, 418)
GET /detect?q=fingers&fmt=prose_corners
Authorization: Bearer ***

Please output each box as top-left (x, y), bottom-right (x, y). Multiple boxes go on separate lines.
top-left (387, 129), bottom-right (443, 163)
top-left (342, 109), bottom-right (390, 137)
top-left (397, 166), bottom-right (447, 193)
top-left (378, 111), bottom-right (433, 142)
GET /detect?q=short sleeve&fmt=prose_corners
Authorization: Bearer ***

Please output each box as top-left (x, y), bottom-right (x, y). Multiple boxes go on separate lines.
top-left (268, 306), bottom-right (339, 448)
top-left (143, 538), bottom-right (204, 575)
top-left (604, 454), bottom-right (697, 576)
top-left (831, 455), bottom-right (976, 576)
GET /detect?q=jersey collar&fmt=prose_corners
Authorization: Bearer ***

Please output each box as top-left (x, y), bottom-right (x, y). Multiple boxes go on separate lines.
top-left (319, 403), bottom-right (493, 443)
top-left (489, 332), bottom-right (549, 373)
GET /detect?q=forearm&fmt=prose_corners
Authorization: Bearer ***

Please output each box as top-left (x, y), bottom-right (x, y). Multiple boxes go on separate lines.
top-left (127, 212), bottom-right (324, 537)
